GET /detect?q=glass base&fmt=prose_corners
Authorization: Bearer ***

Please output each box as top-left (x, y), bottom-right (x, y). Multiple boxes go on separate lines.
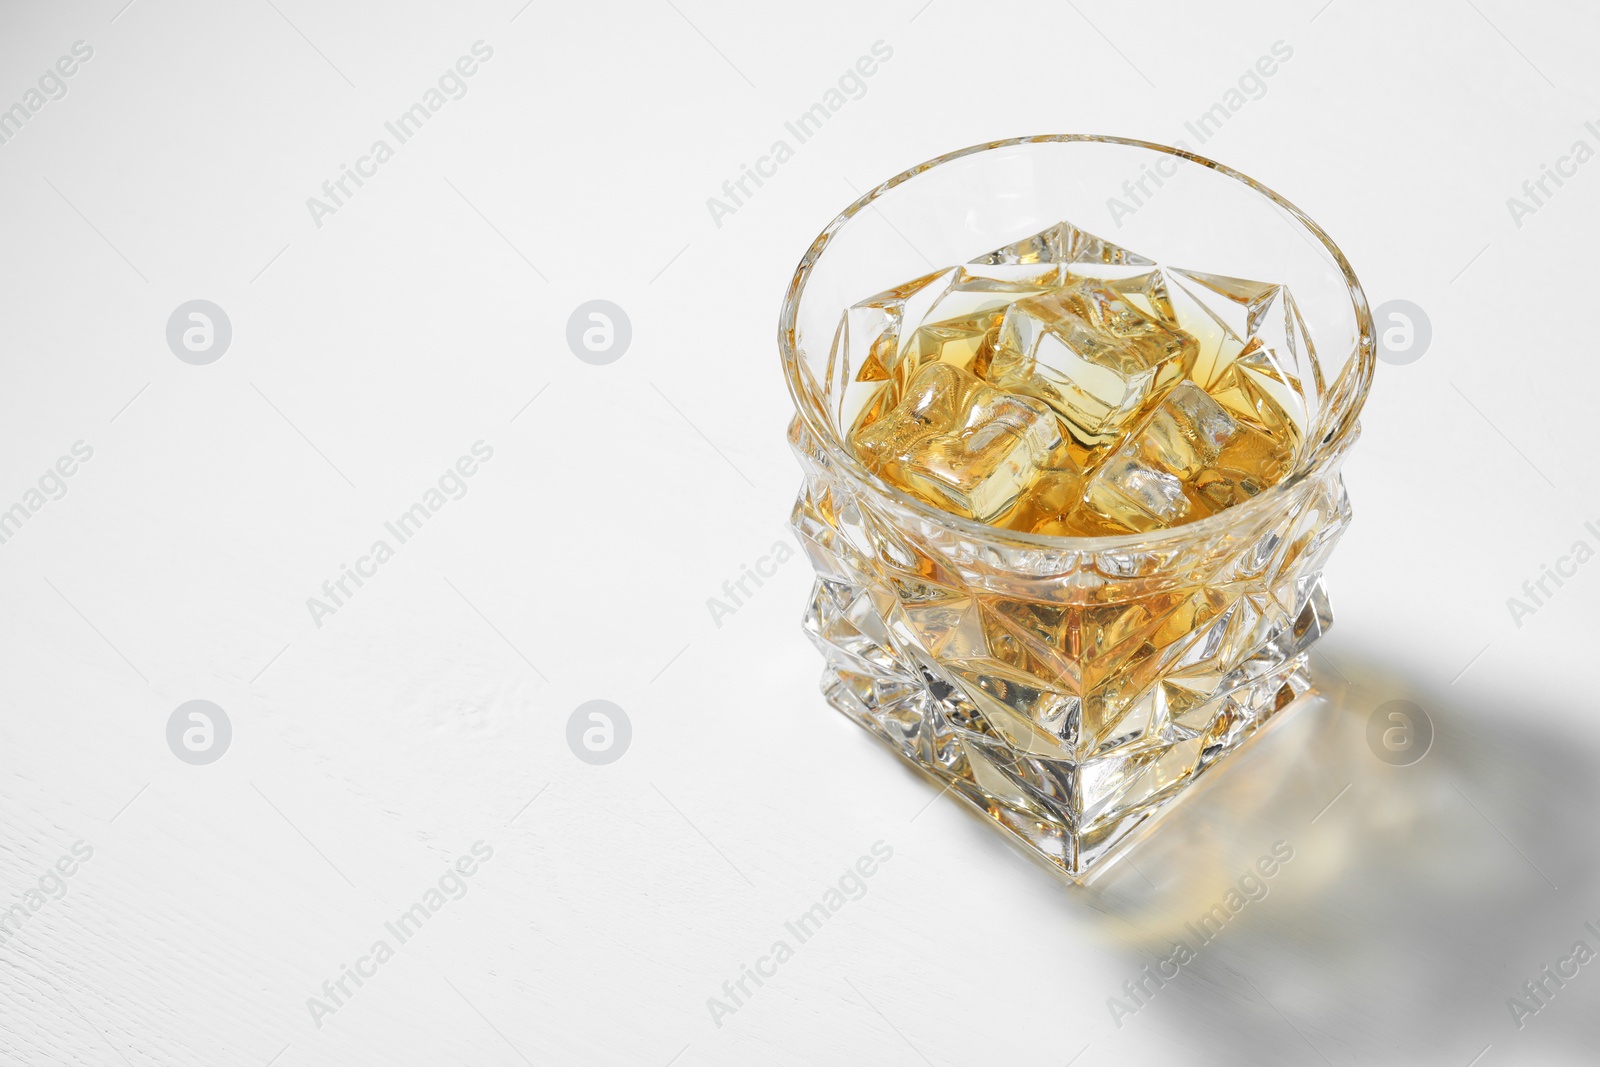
top-left (802, 569), bottom-right (1333, 881)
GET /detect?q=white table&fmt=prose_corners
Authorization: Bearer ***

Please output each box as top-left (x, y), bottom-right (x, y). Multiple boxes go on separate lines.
top-left (2, 1), bottom-right (1596, 1063)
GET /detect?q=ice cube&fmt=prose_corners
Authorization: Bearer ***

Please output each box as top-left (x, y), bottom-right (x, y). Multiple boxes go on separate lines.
top-left (1203, 335), bottom-right (1310, 451)
top-left (987, 280), bottom-right (1197, 466)
top-left (993, 441), bottom-right (1085, 536)
top-left (1080, 380), bottom-right (1293, 530)
top-left (897, 268), bottom-right (1059, 378)
top-left (1165, 271), bottom-right (1314, 452)
top-left (838, 220), bottom-right (1319, 535)
top-left (1082, 452), bottom-right (1191, 532)
top-left (1191, 417), bottom-right (1295, 511)
top-left (837, 265), bottom-right (1057, 440)
top-left (854, 362), bottom-right (1062, 523)
top-left (1140, 380), bottom-right (1239, 477)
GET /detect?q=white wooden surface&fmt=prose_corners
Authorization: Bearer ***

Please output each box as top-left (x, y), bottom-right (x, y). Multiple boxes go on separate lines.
top-left (2, 0), bottom-right (1598, 1063)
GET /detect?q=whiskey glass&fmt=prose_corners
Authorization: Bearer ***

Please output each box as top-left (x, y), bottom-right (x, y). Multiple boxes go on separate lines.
top-left (780, 135), bottom-right (1375, 880)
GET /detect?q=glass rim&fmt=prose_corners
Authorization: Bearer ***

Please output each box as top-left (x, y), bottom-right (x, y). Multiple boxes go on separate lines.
top-left (777, 133), bottom-right (1376, 553)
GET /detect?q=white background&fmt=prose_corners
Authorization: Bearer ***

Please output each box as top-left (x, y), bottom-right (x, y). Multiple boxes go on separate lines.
top-left (1, 0), bottom-right (1598, 1064)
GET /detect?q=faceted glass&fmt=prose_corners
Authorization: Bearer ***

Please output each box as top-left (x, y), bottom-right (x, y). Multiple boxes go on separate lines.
top-left (780, 137), bottom-right (1375, 880)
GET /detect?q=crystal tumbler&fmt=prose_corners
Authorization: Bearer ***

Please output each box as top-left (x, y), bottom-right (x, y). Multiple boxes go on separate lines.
top-left (780, 136), bottom-right (1374, 880)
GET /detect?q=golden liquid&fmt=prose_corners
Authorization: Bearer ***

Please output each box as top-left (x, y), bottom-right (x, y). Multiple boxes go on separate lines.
top-left (841, 224), bottom-right (1312, 537)
top-left (795, 223), bottom-right (1343, 874)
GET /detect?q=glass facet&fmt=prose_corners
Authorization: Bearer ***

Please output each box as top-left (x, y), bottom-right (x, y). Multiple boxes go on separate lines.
top-left (780, 137), bottom-right (1375, 881)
